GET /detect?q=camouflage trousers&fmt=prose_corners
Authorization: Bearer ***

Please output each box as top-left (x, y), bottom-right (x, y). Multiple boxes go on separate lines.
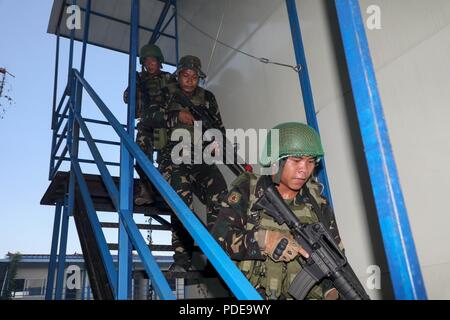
top-left (158, 156), bottom-right (228, 268)
top-left (135, 122), bottom-right (154, 189)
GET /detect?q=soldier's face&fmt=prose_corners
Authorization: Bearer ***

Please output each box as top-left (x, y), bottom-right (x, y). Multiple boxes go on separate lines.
top-left (179, 69), bottom-right (199, 95)
top-left (279, 156), bottom-right (316, 191)
top-left (144, 57), bottom-right (161, 75)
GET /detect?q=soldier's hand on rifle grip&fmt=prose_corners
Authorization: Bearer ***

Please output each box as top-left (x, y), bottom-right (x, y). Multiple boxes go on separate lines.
top-left (178, 110), bottom-right (195, 125)
top-left (256, 229), bottom-right (309, 262)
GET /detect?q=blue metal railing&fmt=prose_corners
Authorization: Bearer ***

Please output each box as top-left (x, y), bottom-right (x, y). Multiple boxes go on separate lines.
top-left (58, 69), bottom-right (261, 300)
top-left (47, 0), bottom-right (259, 301)
top-left (285, 0), bottom-right (333, 206)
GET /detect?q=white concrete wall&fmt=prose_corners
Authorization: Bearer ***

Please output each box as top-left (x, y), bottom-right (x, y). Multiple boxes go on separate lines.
top-left (178, 0), bottom-right (450, 299)
top-left (360, 0), bottom-right (450, 300)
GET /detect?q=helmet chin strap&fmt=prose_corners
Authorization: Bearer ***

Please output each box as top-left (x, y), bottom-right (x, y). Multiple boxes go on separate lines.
top-left (272, 158), bottom-right (286, 185)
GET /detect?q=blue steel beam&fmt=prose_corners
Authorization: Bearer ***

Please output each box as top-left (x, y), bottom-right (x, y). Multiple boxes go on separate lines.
top-left (54, 34), bottom-right (178, 66)
top-left (285, 0), bottom-right (333, 206)
top-left (334, 0), bottom-right (427, 300)
top-left (45, 201), bottom-right (63, 300)
top-left (51, 28), bottom-right (60, 131)
top-left (67, 0), bottom-right (78, 217)
top-left (55, 101), bottom-right (70, 133)
top-left (117, 0), bottom-right (139, 299)
top-left (71, 77), bottom-right (174, 299)
top-left (54, 156), bottom-right (120, 167)
top-left (81, 270), bottom-right (87, 300)
top-left (53, 125), bottom-right (69, 158)
top-left (62, 3), bottom-right (176, 40)
top-left (149, 0), bottom-right (172, 44)
top-left (174, 0), bottom-right (179, 63)
top-left (159, 11), bottom-right (176, 38)
top-left (72, 70), bottom-right (261, 300)
top-left (80, 0), bottom-right (91, 77)
top-left (72, 107), bottom-right (120, 206)
top-left (55, 86), bottom-right (68, 115)
top-left (51, 146), bottom-right (68, 179)
top-left (55, 197), bottom-right (69, 300)
top-left (56, 134), bottom-right (121, 147)
top-left (67, 78), bottom-right (77, 216)
top-left (58, 115), bottom-right (129, 128)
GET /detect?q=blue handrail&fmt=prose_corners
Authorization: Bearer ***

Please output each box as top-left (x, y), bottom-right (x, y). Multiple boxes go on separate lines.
top-left (70, 68), bottom-right (261, 300)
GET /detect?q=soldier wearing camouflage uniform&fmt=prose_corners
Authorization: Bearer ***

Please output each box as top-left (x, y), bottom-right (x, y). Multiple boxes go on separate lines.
top-left (212, 122), bottom-right (343, 300)
top-left (158, 55), bottom-right (228, 272)
top-left (123, 44), bottom-right (176, 205)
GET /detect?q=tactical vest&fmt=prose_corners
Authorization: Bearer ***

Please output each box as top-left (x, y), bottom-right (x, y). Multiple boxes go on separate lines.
top-left (139, 72), bottom-right (176, 150)
top-left (165, 87), bottom-right (208, 150)
top-left (237, 174), bottom-right (328, 300)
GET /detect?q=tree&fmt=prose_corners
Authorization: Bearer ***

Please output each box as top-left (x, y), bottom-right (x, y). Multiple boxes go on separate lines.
top-left (0, 252), bottom-right (21, 300)
top-left (0, 68), bottom-right (15, 119)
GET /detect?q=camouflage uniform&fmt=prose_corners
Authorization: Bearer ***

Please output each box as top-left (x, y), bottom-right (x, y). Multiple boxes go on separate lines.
top-left (212, 172), bottom-right (344, 300)
top-left (124, 70), bottom-right (176, 202)
top-left (158, 85), bottom-right (228, 270)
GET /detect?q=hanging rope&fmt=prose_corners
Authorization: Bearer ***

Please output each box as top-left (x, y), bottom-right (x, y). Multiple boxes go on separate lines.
top-left (177, 11), bottom-right (301, 73)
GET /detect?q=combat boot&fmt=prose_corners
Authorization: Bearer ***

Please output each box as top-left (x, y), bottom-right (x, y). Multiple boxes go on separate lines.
top-left (135, 182), bottom-right (155, 206)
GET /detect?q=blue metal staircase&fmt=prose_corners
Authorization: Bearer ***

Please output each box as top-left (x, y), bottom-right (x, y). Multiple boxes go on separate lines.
top-left (42, 66), bottom-right (262, 300)
top-left (41, 0), bottom-right (428, 300)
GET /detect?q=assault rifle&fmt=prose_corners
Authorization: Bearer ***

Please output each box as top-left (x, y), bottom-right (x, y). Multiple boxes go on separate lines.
top-left (171, 91), bottom-right (253, 176)
top-left (253, 175), bottom-right (370, 300)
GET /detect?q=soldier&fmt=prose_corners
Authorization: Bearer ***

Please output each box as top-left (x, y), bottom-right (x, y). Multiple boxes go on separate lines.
top-left (212, 122), bottom-right (343, 300)
top-left (123, 44), bottom-right (176, 205)
top-left (158, 55), bottom-right (228, 272)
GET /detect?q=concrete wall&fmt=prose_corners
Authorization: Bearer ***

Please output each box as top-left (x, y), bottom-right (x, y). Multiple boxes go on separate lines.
top-left (360, 0), bottom-right (450, 300)
top-left (178, 0), bottom-right (450, 299)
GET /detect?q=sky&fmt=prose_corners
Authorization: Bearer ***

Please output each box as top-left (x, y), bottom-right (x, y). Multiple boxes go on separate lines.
top-left (0, 0), bottom-right (172, 257)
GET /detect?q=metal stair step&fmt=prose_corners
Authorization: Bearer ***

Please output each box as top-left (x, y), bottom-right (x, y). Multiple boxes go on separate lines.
top-left (108, 243), bottom-right (174, 251)
top-left (100, 222), bottom-right (171, 231)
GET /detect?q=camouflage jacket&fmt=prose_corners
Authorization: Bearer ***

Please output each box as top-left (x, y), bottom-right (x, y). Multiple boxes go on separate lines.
top-left (212, 172), bottom-right (344, 299)
top-left (165, 86), bottom-right (225, 133)
top-left (123, 70), bottom-right (176, 127)
top-left (212, 172), bottom-right (343, 260)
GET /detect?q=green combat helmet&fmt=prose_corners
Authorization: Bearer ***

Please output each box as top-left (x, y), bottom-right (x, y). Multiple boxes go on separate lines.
top-left (139, 44), bottom-right (164, 65)
top-left (176, 55), bottom-right (206, 78)
top-left (259, 122), bottom-right (324, 167)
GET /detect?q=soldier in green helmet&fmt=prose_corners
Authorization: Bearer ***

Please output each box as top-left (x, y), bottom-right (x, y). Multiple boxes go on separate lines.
top-left (123, 44), bottom-right (176, 205)
top-left (158, 55), bottom-right (228, 272)
top-left (212, 122), bottom-right (343, 299)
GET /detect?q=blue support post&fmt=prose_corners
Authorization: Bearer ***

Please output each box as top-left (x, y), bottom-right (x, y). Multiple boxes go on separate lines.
top-left (49, 29), bottom-right (61, 179)
top-left (67, 75), bottom-right (78, 216)
top-left (334, 0), bottom-right (427, 300)
top-left (285, 0), bottom-right (333, 205)
top-left (45, 201), bottom-right (63, 300)
top-left (67, 0), bottom-right (78, 217)
top-left (55, 197), bottom-right (69, 300)
top-left (117, 0), bottom-right (139, 300)
top-left (87, 284), bottom-right (91, 300)
top-left (67, 0), bottom-right (77, 81)
top-left (149, 0), bottom-right (172, 44)
top-left (174, 0), bottom-right (179, 63)
top-left (81, 270), bottom-right (87, 300)
top-left (51, 28), bottom-right (60, 130)
top-left (80, 0), bottom-right (91, 77)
